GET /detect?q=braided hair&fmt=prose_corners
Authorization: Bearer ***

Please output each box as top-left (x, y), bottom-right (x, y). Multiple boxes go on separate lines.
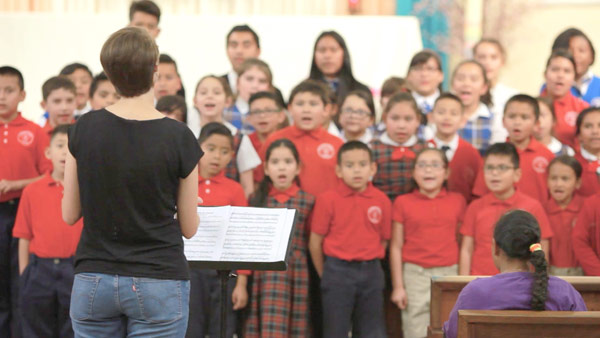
top-left (493, 210), bottom-right (548, 311)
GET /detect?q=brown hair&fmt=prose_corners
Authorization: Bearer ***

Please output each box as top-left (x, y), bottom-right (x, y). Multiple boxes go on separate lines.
top-left (100, 27), bottom-right (159, 98)
top-left (194, 75), bottom-right (233, 100)
top-left (545, 49), bottom-right (576, 73)
top-left (381, 76), bottom-right (407, 98)
top-left (473, 38), bottom-right (506, 59)
top-left (42, 76), bottom-right (76, 101)
top-left (451, 60), bottom-right (493, 107)
top-left (536, 96), bottom-right (555, 121)
top-left (129, 0), bottom-right (161, 23)
top-left (384, 91), bottom-right (424, 125)
top-left (236, 58), bottom-right (273, 87)
top-left (288, 79), bottom-right (328, 106)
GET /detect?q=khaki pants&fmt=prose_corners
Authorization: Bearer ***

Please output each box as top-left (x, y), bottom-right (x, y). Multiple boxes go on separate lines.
top-left (549, 266), bottom-right (584, 276)
top-left (401, 262), bottom-right (458, 338)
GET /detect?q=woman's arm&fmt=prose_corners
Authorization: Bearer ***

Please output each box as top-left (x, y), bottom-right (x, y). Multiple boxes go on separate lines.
top-left (62, 151), bottom-right (82, 225)
top-left (178, 165), bottom-right (200, 239)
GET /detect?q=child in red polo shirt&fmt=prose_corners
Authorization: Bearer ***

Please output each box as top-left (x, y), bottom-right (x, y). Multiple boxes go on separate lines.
top-left (13, 125), bottom-right (83, 337)
top-left (541, 49), bottom-right (589, 149)
top-left (260, 80), bottom-right (343, 197)
top-left (187, 122), bottom-right (248, 338)
top-left (371, 92), bottom-right (427, 201)
top-left (310, 141), bottom-right (392, 338)
top-left (245, 139), bottom-right (315, 337)
top-left (572, 191), bottom-right (600, 276)
top-left (390, 148), bottom-right (466, 338)
top-left (41, 76), bottom-right (77, 135)
top-left (574, 107), bottom-right (600, 197)
top-left (246, 91), bottom-right (287, 184)
top-left (0, 66), bottom-right (51, 337)
top-left (428, 93), bottom-right (481, 202)
top-left (459, 143), bottom-right (553, 276)
top-left (545, 156), bottom-right (584, 276)
top-left (473, 95), bottom-right (556, 202)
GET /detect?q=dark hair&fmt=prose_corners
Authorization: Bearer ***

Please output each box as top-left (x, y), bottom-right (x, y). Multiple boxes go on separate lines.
top-left (493, 210), bottom-right (548, 311)
top-left (452, 60), bottom-right (493, 107)
top-left (552, 28), bottom-right (595, 65)
top-left (249, 91), bottom-right (283, 111)
top-left (100, 27), bottom-right (159, 97)
top-left (159, 54), bottom-right (185, 99)
top-left (194, 75), bottom-right (233, 100)
top-left (337, 140), bottom-right (373, 164)
top-left (50, 124), bottom-right (70, 141)
top-left (473, 38), bottom-right (506, 58)
top-left (410, 148), bottom-right (449, 190)
top-left (408, 49), bottom-right (443, 71)
top-left (545, 49), bottom-right (576, 73)
top-left (548, 155), bottom-right (583, 179)
top-left (250, 139), bottom-right (300, 207)
top-left (434, 92), bottom-right (464, 110)
top-left (484, 142), bottom-right (519, 168)
top-left (289, 79), bottom-right (328, 106)
top-left (89, 72), bottom-right (110, 98)
top-left (505, 94), bottom-right (540, 120)
top-left (156, 95), bottom-right (188, 123)
top-left (384, 92), bottom-right (424, 125)
top-left (129, 0), bottom-right (161, 22)
top-left (381, 77), bottom-right (406, 98)
top-left (341, 90), bottom-right (375, 118)
top-left (575, 106), bottom-right (600, 135)
top-left (536, 96), bottom-right (555, 121)
top-left (42, 76), bottom-right (76, 101)
top-left (59, 62), bottom-right (93, 79)
top-left (198, 122), bottom-right (234, 148)
top-left (0, 66), bottom-right (24, 90)
top-left (226, 25), bottom-right (260, 49)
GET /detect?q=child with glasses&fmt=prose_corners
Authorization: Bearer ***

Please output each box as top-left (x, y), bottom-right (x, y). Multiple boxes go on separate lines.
top-left (338, 90), bottom-right (375, 143)
top-left (459, 143), bottom-right (553, 276)
top-left (389, 148), bottom-right (466, 338)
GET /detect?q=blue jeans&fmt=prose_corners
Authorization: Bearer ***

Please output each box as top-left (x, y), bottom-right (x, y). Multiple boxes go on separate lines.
top-left (70, 273), bottom-right (190, 338)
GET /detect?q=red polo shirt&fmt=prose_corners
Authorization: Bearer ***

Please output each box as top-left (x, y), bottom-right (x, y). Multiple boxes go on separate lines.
top-left (198, 171), bottom-right (247, 207)
top-left (550, 92), bottom-right (588, 149)
top-left (311, 183), bottom-right (392, 261)
top-left (460, 190), bottom-right (553, 275)
top-left (572, 193), bottom-right (600, 275)
top-left (472, 137), bottom-right (554, 202)
top-left (574, 152), bottom-right (600, 197)
top-left (0, 113), bottom-right (52, 202)
top-left (545, 194), bottom-right (584, 268)
top-left (260, 126), bottom-right (343, 197)
top-left (12, 174), bottom-right (83, 258)
top-left (446, 138), bottom-right (481, 203)
top-left (393, 189), bottom-right (466, 268)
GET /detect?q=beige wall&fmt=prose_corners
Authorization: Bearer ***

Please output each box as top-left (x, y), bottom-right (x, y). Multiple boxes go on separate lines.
top-left (500, 3), bottom-right (600, 95)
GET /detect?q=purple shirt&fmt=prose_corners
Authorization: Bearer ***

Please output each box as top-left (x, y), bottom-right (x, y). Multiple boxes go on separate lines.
top-left (443, 272), bottom-right (587, 338)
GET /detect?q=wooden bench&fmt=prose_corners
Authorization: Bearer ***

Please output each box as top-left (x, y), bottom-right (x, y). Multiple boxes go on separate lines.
top-left (457, 310), bottom-right (600, 338)
top-left (427, 276), bottom-right (600, 338)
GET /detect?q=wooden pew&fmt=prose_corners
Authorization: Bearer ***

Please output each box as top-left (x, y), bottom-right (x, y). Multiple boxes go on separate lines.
top-left (457, 310), bottom-right (600, 338)
top-left (427, 276), bottom-right (600, 338)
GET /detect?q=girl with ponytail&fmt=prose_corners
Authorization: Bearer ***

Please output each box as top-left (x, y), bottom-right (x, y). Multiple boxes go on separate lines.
top-left (245, 139), bottom-right (316, 337)
top-left (444, 210), bottom-right (586, 338)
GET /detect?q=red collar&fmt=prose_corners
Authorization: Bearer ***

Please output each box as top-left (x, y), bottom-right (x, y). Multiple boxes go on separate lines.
top-left (40, 173), bottom-right (62, 187)
top-left (336, 181), bottom-right (376, 198)
top-left (268, 183), bottom-right (300, 203)
top-left (2, 113), bottom-right (27, 126)
top-left (546, 194), bottom-right (584, 214)
top-left (289, 125), bottom-right (326, 139)
top-left (507, 137), bottom-right (544, 154)
top-left (486, 190), bottom-right (521, 206)
top-left (199, 171), bottom-right (227, 184)
top-left (413, 188), bottom-right (448, 200)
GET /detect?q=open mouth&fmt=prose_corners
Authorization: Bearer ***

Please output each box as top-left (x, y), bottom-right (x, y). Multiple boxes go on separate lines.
top-left (204, 103), bottom-right (216, 109)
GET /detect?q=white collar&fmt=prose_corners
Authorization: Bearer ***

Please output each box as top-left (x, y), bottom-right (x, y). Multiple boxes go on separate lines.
top-left (327, 122), bottom-right (342, 138)
top-left (433, 134), bottom-right (459, 150)
top-left (380, 132), bottom-right (417, 147)
top-left (235, 96), bottom-right (249, 115)
top-left (412, 90), bottom-right (440, 106)
top-left (227, 70), bottom-right (238, 94)
top-left (581, 146), bottom-right (599, 162)
top-left (74, 102), bottom-right (91, 117)
top-left (580, 70), bottom-right (594, 85)
top-left (467, 102), bottom-right (492, 121)
top-left (547, 137), bottom-right (563, 154)
top-left (342, 128), bottom-right (373, 144)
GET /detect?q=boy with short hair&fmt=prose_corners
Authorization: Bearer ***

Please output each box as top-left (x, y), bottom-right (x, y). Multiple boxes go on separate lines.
top-left (309, 140), bottom-right (392, 337)
top-left (260, 79), bottom-right (344, 197)
top-left (0, 65), bottom-right (51, 337)
top-left (428, 92), bottom-right (481, 202)
top-left (59, 63), bottom-right (93, 117)
top-left (459, 143), bottom-right (553, 276)
top-left (187, 122), bottom-right (248, 338)
top-left (128, 0), bottom-right (161, 39)
top-left (154, 54), bottom-right (183, 101)
top-left (156, 95), bottom-right (187, 123)
top-left (41, 76), bottom-right (77, 134)
top-left (13, 125), bottom-right (83, 337)
top-left (89, 72), bottom-right (119, 111)
top-left (472, 94), bottom-right (555, 202)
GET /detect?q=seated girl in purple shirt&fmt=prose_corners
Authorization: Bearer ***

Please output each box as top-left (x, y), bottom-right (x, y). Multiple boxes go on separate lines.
top-left (444, 210), bottom-right (587, 338)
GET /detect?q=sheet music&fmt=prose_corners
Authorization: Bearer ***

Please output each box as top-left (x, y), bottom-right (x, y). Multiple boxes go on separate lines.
top-left (184, 206), bottom-right (296, 264)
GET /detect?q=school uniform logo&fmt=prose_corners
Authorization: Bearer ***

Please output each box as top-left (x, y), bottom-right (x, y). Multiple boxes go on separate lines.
top-left (317, 143), bottom-right (335, 159)
top-left (367, 206), bottom-right (382, 224)
top-left (532, 156), bottom-right (549, 174)
top-left (17, 130), bottom-right (34, 146)
top-left (564, 111), bottom-right (578, 127)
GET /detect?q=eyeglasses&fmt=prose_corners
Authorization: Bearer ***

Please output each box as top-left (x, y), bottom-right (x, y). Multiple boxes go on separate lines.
top-left (483, 164), bottom-right (515, 173)
top-left (248, 109), bottom-right (281, 116)
top-left (415, 162), bottom-right (445, 170)
top-left (341, 107), bottom-right (371, 118)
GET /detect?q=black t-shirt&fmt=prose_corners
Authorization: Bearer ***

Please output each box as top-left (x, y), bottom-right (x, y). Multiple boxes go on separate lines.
top-left (68, 109), bottom-right (202, 280)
